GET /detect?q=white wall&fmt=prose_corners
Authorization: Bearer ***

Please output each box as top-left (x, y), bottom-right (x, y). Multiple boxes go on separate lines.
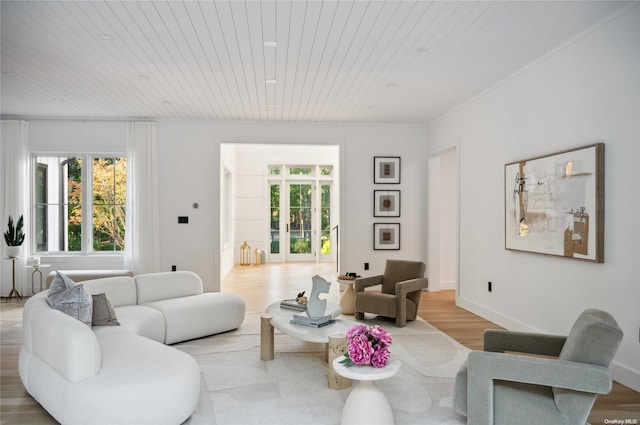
top-left (157, 121), bottom-right (429, 293)
top-left (427, 6), bottom-right (640, 390)
top-left (427, 146), bottom-right (458, 292)
top-left (439, 148), bottom-right (457, 289)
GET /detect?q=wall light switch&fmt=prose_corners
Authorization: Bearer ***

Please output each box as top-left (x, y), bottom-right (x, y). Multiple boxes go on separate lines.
top-left (178, 216), bottom-right (188, 224)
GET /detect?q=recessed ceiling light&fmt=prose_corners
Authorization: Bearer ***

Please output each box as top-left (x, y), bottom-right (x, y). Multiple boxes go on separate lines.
top-left (98, 34), bottom-right (114, 41)
top-left (264, 41), bottom-right (277, 48)
top-left (265, 79), bottom-right (277, 85)
top-left (53, 98), bottom-right (65, 102)
top-left (267, 104), bottom-right (276, 108)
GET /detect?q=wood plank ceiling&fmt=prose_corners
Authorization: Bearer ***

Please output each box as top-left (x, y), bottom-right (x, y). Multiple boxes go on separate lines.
top-left (0, 1), bottom-right (632, 123)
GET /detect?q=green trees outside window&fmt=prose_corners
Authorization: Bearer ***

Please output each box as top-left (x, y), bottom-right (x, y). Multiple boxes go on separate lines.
top-left (35, 155), bottom-right (126, 253)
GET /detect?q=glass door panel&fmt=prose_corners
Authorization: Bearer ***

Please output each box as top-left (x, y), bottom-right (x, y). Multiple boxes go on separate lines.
top-left (287, 183), bottom-right (315, 261)
top-left (320, 183), bottom-right (331, 256)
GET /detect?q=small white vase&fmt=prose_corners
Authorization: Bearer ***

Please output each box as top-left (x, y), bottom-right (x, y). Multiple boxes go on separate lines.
top-left (6, 245), bottom-right (22, 258)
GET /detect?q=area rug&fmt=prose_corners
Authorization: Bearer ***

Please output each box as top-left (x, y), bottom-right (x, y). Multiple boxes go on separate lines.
top-left (175, 313), bottom-right (469, 425)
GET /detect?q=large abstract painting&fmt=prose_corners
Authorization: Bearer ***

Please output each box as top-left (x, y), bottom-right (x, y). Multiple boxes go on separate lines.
top-left (505, 143), bottom-right (604, 262)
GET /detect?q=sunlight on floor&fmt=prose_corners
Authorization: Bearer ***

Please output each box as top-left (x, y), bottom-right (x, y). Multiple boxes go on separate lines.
top-left (221, 262), bottom-right (340, 313)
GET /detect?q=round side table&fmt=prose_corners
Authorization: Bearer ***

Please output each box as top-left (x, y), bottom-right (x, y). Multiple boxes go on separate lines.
top-left (25, 264), bottom-right (51, 294)
top-left (332, 356), bottom-right (401, 425)
top-left (338, 279), bottom-right (356, 315)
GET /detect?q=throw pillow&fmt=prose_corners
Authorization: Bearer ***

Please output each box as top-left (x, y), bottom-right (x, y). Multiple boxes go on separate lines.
top-left (47, 272), bottom-right (93, 326)
top-left (91, 293), bottom-right (120, 326)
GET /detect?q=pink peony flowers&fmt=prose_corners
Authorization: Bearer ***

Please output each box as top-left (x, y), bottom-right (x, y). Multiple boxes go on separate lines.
top-left (340, 324), bottom-right (392, 368)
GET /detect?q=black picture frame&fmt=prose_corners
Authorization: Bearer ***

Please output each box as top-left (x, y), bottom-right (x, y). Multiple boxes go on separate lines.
top-left (373, 190), bottom-right (400, 217)
top-left (373, 223), bottom-right (400, 250)
top-left (374, 156), bottom-right (401, 184)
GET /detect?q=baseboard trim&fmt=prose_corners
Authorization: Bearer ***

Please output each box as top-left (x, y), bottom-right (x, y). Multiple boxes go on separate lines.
top-left (610, 362), bottom-right (640, 393)
top-left (456, 296), bottom-right (640, 393)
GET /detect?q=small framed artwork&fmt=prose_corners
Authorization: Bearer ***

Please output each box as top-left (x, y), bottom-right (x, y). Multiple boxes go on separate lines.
top-left (374, 190), bottom-right (400, 217)
top-left (374, 156), bottom-right (401, 184)
top-left (373, 223), bottom-right (400, 250)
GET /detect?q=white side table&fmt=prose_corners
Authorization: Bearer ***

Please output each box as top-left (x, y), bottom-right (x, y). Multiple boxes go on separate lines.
top-left (25, 264), bottom-right (51, 294)
top-left (332, 356), bottom-right (401, 425)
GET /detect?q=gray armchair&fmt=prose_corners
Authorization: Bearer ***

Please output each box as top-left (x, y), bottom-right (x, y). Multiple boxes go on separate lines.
top-left (354, 259), bottom-right (427, 327)
top-left (453, 309), bottom-right (623, 425)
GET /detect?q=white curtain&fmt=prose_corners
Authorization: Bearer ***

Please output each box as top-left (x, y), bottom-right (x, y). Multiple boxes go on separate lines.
top-left (125, 122), bottom-right (161, 275)
top-left (1, 120), bottom-right (29, 295)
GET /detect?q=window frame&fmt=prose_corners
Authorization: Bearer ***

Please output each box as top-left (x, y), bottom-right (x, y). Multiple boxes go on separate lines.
top-left (31, 153), bottom-right (127, 256)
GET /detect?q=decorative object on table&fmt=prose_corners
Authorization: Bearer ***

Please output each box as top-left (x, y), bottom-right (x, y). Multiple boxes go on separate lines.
top-left (339, 324), bottom-right (392, 368)
top-left (4, 214), bottom-right (25, 258)
top-left (280, 294), bottom-right (307, 312)
top-left (306, 274), bottom-right (330, 318)
top-left (373, 190), bottom-right (400, 217)
top-left (289, 313), bottom-right (334, 328)
top-left (337, 272), bottom-right (361, 281)
top-left (373, 156), bottom-right (400, 184)
top-left (296, 291), bottom-right (308, 304)
top-left (505, 143), bottom-right (604, 262)
top-left (239, 241), bottom-right (251, 265)
top-left (373, 223), bottom-right (400, 250)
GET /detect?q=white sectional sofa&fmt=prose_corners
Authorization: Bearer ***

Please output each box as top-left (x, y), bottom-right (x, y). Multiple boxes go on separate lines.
top-left (19, 271), bottom-right (246, 425)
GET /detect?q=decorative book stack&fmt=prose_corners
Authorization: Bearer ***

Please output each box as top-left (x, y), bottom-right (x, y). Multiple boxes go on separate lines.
top-left (279, 299), bottom-right (307, 312)
top-left (290, 313), bottom-right (334, 328)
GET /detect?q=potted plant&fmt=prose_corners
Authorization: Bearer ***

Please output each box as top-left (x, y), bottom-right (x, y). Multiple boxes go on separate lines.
top-left (4, 214), bottom-right (25, 258)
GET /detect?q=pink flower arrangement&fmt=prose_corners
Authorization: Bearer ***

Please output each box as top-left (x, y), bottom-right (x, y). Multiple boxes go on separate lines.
top-left (339, 324), bottom-right (392, 368)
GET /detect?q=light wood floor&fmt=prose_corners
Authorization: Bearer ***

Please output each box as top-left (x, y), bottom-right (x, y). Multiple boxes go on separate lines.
top-left (1, 263), bottom-right (638, 424)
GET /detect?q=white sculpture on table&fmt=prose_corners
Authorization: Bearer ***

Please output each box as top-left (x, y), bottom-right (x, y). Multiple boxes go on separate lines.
top-left (307, 275), bottom-right (330, 318)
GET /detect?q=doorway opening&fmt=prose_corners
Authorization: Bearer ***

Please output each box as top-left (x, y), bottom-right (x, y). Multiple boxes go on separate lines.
top-left (220, 144), bottom-right (339, 280)
top-left (427, 145), bottom-right (459, 294)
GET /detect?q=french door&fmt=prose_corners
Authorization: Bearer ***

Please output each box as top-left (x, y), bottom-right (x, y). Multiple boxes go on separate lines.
top-left (269, 179), bottom-right (333, 263)
top-left (286, 182), bottom-right (315, 261)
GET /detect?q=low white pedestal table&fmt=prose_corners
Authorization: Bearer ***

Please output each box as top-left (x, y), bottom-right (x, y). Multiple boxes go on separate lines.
top-left (332, 356), bottom-right (401, 425)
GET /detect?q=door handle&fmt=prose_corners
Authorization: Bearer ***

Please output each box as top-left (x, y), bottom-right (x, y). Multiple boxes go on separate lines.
top-left (286, 223), bottom-right (289, 233)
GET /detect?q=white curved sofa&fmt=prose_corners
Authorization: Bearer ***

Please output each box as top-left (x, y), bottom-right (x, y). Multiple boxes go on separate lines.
top-left (19, 271), bottom-right (246, 425)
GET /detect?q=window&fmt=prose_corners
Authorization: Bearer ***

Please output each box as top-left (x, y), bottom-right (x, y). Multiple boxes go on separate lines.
top-left (34, 155), bottom-right (127, 254)
top-left (289, 166), bottom-right (313, 176)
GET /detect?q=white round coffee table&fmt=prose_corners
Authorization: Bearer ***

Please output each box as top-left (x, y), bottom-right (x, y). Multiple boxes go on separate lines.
top-left (332, 356), bottom-right (401, 425)
top-left (260, 302), bottom-right (360, 389)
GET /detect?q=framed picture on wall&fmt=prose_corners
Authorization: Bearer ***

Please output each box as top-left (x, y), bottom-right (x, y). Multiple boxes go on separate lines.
top-left (505, 143), bottom-right (604, 262)
top-left (373, 223), bottom-right (400, 250)
top-left (374, 157), bottom-right (401, 184)
top-left (374, 190), bottom-right (400, 217)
